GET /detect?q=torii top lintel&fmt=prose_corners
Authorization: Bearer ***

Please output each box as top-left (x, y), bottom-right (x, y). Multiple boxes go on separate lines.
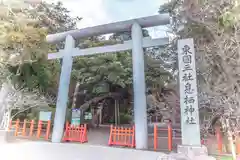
top-left (46, 14), bottom-right (170, 44)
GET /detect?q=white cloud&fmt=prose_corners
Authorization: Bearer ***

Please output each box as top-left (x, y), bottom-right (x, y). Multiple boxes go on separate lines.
top-left (52, 0), bottom-right (110, 28)
top-left (102, 0), bottom-right (162, 20)
top-left (101, 0), bottom-right (169, 38)
top-left (46, 0), bottom-right (169, 38)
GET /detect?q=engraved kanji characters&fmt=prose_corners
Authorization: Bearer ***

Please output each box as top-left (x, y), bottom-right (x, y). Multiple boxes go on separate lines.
top-left (180, 44), bottom-right (197, 125)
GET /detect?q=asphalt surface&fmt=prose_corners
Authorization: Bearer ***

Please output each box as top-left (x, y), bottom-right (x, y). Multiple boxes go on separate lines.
top-left (0, 141), bottom-right (167, 160)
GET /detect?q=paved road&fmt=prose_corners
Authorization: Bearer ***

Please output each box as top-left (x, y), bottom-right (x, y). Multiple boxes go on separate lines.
top-left (0, 141), bottom-right (167, 160)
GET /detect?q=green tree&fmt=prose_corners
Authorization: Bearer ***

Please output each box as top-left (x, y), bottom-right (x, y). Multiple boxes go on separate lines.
top-left (70, 33), bottom-right (173, 115)
top-left (0, 1), bottom-right (81, 95)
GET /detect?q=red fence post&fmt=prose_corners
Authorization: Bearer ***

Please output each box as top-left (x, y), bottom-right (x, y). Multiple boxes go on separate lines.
top-left (37, 120), bottom-right (42, 139)
top-left (131, 126), bottom-right (135, 148)
top-left (168, 123), bottom-right (173, 152)
top-left (29, 120), bottom-right (34, 137)
top-left (14, 119), bottom-right (20, 136)
top-left (45, 120), bottom-right (51, 140)
top-left (108, 125), bottom-right (113, 145)
top-left (62, 121), bottom-right (69, 142)
top-left (83, 124), bottom-right (88, 142)
top-left (236, 139), bottom-right (240, 156)
top-left (154, 124), bottom-right (158, 151)
top-left (108, 125), bottom-right (135, 148)
top-left (22, 119), bottom-right (27, 136)
top-left (216, 127), bottom-right (223, 154)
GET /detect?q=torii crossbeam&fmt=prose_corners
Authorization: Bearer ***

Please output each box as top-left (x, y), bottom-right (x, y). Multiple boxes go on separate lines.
top-left (46, 14), bottom-right (170, 149)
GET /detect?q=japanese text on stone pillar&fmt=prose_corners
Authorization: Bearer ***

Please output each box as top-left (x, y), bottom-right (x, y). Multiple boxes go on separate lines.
top-left (180, 44), bottom-right (197, 125)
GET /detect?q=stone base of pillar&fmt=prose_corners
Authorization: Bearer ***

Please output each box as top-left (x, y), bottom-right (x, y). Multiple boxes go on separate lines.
top-left (177, 145), bottom-right (208, 156)
top-left (0, 130), bottom-right (16, 143)
top-left (177, 145), bottom-right (216, 160)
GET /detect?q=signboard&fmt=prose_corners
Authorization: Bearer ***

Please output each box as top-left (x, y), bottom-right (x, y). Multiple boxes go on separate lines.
top-left (72, 109), bottom-right (81, 118)
top-left (177, 38), bottom-right (201, 145)
top-left (39, 111), bottom-right (51, 121)
top-left (84, 112), bottom-right (92, 120)
top-left (71, 118), bottom-right (80, 126)
top-left (71, 109), bottom-right (81, 126)
top-left (93, 82), bottom-right (109, 94)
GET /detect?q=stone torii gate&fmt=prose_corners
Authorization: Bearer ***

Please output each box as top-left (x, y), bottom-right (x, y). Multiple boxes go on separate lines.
top-left (46, 14), bottom-right (170, 149)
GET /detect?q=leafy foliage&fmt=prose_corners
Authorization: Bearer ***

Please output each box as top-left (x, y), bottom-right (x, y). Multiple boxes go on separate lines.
top-left (73, 51), bottom-right (132, 88)
top-left (0, 5), bottom-right (47, 65)
top-left (36, 2), bottom-right (81, 33)
top-left (0, 1), bottom-right (81, 94)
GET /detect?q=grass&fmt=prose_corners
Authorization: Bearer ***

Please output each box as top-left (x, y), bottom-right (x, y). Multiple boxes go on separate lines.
top-left (218, 156), bottom-right (233, 160)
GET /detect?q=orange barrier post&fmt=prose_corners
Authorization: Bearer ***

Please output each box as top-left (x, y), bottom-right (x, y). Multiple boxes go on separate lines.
top-left (15, 119), bottom-right (20, 136)
top-left (154, 124), bottom-right (158, 151)
top-left (108, 125), bottom-right (113, 145)
top-left (45, 120), bottom-right (51, 140)
top-left (168, 123), bottom-right (172, 152)
top-left (37, 120), bottom-right (42, 139)
top-left (63, 121), bottom-right (70, 141)
top-left (216, 127), bottom-right (223, 154)
top-left (132, 126), bottom-right (135, 147)
top-left (236, 139), bottom-right (240, 156)
top-left (83, 124), bottom-right (88, 142)
top-left (29, 120), bottom-right (34, 137)
top-left (62, 122), bottom-right (88, 143)
top-left (108, 125), bottom-right (135, 148)
top-left (22, 119), bottom-right (27, 136)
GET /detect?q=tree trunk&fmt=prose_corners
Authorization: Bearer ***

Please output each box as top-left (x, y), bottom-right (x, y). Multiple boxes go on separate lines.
top-left (0, 82), bottom-right (12, 130)
top-left (72, 82), bottom-right (80, 109)
top-left (80, 92), bottom-right (120, 112)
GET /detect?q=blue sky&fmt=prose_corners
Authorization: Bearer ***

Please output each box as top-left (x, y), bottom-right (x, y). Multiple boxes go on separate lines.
top-left (47, 0), bottom-right (168, 38)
